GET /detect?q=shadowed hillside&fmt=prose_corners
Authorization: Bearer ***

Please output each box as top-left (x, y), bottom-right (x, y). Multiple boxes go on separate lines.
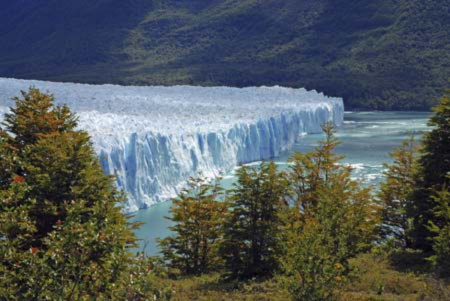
top-left (0, 0), bottom-right (449, 110)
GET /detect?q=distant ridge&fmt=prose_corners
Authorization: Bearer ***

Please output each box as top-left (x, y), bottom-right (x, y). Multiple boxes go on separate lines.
top-left (0, 0), bottom-right (448, 110)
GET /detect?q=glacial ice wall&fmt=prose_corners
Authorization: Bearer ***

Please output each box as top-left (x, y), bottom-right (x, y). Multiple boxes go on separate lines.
top-left (0, 78), bottom-right (344, 212)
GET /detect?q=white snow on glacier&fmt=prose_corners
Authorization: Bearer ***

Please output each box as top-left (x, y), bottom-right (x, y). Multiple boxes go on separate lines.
top-left (0, 78), bottom-right (344, 212)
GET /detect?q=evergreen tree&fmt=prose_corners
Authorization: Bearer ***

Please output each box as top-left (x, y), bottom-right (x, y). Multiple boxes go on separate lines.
top-left (409, 93), bottom-right (450, 251)
top-left (288, 123), bottom-right (346, 216)
top-left (378, 136), bottom-right (417, 246)
top-left (220, 162), bottom-right (289, 279)
top-left (286, 187), bottom-right (373, 301)
top-left (0, 89), bottom-right (138, 299)
top-left (427, 184), bottom-right (450, 278)
top-left (284, 124), bottom-right (379, 301)
top-left (159, 175), bottom-right (227, 276)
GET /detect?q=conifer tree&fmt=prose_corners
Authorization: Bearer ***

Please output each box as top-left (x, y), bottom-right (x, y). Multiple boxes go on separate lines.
top-left (378, 136), bottom-right (417, 246)
top-left (286, 187), bottom-right (373, 301)
top-left (427, 184), bottom-right (450, 277)
top-left (409, 93), bottom-right (450, 251)
top-left (288, 123), bottom-right (346, 216)
top-left (0, 88), bottom-right (138, 299)
top-left (159, 175), bottom-right (227, 275)
top-left (284, 124), bottom-right (379, 300)
top-left (220, 162), bottom-right (289, 279)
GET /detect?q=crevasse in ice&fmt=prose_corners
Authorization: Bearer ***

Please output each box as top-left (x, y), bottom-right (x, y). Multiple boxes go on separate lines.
top-left (0, 78), bottom-right (344, 212)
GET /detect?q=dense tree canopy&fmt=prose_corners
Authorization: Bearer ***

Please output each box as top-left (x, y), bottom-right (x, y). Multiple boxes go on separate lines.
top-left (409, 92), bottom-right (450, 251)
top-left (220, 162), bottom-right (289, 279)
top-left (284, 125), bottom-right (379, 300)
top-left (1, 88), bottom-right (449, 300)
top-left (159, 175), bottom-right (227, 276)
top-left (0, 89), bottom-right (139, 299)
top-left (378, 136), bottom-right (418, 246)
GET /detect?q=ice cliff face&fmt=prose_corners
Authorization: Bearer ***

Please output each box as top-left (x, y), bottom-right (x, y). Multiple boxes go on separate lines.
top-left (0, 78), bottom-right (344, 212)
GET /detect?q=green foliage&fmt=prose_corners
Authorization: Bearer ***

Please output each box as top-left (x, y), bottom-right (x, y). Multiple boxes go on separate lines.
top-left (3, 88), bottom-right (450, 299)
top-left (284, 205), bottom-right (346, 301)
top-left (409, 92), bottom-right (450, 251)
top-left (378, 136), bottom-right (418, 246)
top-left (0, 88), bottom-right (141, 300)
top-left (114, 255), bottom-right (174, 300)
top-left (284, 124), bottom-right (379, 301)
top-left (343, 251), bottom-right (450, 301)
top-left (159, 175), bottom-right (228, 276)
top-left (427, 186), bottom-right (450, 277)
top-left (287, 124), bottom-right (379, 252)
top-left (371, 93), bottom-right (450, 279)
top-left (287, 123), bottom-right (346, 213)
top-left (220, 162), bottom-right (289, 279)
top-left (146, 273), bottom-right (290, 301)
top-left (0, 1), bottom-right (448, 110)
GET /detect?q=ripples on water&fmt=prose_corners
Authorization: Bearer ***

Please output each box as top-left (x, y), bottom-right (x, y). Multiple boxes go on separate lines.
top-left (132, 111), bottom-right (432, 255)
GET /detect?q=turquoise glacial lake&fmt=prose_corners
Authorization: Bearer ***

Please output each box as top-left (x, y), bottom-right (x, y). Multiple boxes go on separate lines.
top-left (131, 111), bottom-right (432, 255)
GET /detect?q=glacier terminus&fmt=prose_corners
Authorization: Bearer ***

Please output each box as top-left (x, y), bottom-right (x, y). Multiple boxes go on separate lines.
top-left (0, 78), bottom-right (344, 212)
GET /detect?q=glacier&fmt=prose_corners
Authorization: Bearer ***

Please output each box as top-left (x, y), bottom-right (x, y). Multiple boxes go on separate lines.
top-left (0, 78), bottom-right (344, 212)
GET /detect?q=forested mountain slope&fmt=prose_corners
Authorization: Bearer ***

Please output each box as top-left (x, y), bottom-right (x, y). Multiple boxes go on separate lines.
top-left (0, 0), bottom-right (449, 110)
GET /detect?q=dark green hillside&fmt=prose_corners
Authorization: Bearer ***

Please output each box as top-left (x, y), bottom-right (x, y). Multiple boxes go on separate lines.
top-left (0, 0), bottom-right (448, 110)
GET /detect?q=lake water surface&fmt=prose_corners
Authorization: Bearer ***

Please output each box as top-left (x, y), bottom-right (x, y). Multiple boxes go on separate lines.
top-left (131, 111), bottom-right (432, 255)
